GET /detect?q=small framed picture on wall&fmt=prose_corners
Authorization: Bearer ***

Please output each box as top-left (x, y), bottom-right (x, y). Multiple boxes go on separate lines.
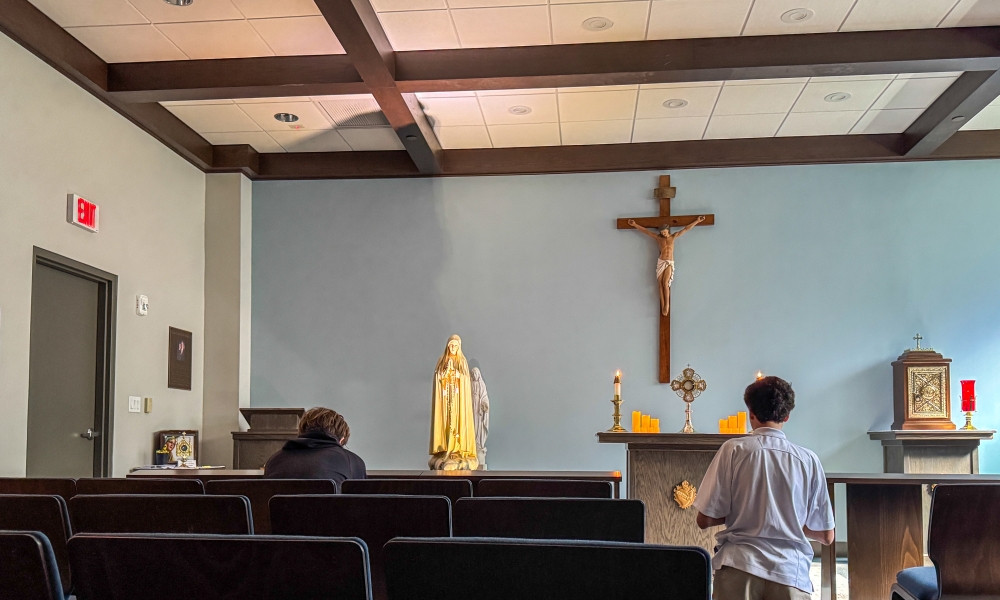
top-left (168, 327), bottom-right (192, 390)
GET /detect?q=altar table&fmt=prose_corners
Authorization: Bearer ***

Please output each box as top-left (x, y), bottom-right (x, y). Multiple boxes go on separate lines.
top-left (128, 469), bottom-right (623, 497)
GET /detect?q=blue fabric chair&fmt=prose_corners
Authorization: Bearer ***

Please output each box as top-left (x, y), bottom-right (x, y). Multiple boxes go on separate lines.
top-left (385, 537), bottom-right (710, 600)
top-left (890, 484), bottom-right (1000, 600)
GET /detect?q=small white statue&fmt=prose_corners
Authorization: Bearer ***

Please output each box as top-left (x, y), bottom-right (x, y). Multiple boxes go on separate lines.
top-left (471, 367), bottom-right (490, 470)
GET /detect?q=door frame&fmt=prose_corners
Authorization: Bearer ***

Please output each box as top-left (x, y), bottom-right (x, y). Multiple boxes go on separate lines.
top-left (32, 247), bottom-right (117, 477)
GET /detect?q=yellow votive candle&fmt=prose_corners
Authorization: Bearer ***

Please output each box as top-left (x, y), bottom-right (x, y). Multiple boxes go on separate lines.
top-left (650, 418), bottom-right (660, 433)
top-left (719, 419), bottom-right (728, 434)
top-left (737, 411), bottom-right (747, 433)
top-left (641, 414), bottom-right (650, 432)
top-left (728, 415), bottom-right (738, 431)
top-left (632, 411), bottom-right (641, 432)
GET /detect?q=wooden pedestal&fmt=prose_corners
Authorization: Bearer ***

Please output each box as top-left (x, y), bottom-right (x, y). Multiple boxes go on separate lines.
top-left (231, 408), bottom-right (304, 469)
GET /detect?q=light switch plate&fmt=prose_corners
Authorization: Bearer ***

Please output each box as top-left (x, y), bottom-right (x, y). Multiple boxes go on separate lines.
top-left (128, 396), bottom-right (141, 413)
top-left (143, 397), bottom-right (153, 413)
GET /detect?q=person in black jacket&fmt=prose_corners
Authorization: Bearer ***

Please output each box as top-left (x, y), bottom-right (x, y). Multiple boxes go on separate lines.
top-left (263, 407), bottom-right (366, 483)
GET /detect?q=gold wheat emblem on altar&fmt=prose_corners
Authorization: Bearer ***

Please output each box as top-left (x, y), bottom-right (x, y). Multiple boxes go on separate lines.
top-left (673, 481), bottom-right (697, 510)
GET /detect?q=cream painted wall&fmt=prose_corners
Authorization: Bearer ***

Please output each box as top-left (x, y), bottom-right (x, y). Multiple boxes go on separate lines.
top-left (0, 33), bottom-right (207, 476)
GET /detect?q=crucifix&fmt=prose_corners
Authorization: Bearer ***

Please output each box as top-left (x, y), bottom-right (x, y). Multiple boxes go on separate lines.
top-left (617, 175), bottom-right (715, 383)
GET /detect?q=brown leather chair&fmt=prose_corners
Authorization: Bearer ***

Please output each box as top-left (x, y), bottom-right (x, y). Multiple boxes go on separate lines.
top-left (385, 537), bottom-right (710, 600)
top-left (0, 531), bottom-right (66, 600)
top-left (271, 494), bottom-right (451, 600)
top-left (205, 479), bottom-right (337, 534)
top-left (0, 478), bottom-right (76, 500)
top-left (453, 497), bottom-right (645, 542)
top-left (341, 478), bottom-right (472, 506)
top-left (70, 494), bottom-right (253, 534)
top-left (0, 496), bottom-right (72, 595)
top-left (477, 479), bottom-right (613, 498)
top-left (69, 533), bottom-right (372, 600)
top-left (76, 477), bottom-right (204, 495)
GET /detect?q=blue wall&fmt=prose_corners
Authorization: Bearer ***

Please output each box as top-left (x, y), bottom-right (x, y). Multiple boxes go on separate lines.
top-left (252, 161), bottom-right (1000, 475)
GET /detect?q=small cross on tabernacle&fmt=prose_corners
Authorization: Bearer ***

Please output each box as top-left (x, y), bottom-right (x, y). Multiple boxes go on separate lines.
top-left (913, 333), bottom-right (923, 350)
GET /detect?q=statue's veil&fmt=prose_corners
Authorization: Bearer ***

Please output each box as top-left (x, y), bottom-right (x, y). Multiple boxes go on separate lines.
top-left (435, 334), bottom-right (470, 377)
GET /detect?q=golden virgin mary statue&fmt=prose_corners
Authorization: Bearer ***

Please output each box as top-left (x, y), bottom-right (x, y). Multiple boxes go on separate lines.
top-left (429, 335), bottom-right (479, 470)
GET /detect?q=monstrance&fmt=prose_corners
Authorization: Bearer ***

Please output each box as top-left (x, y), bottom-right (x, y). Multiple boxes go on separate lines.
top-left (671, 367), bottom-right (707, 433)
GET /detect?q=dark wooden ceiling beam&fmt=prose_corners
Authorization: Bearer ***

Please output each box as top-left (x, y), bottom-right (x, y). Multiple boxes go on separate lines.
top-left (257, 150), bottom-right (420, 179)
top-left (902, 70), bottom-right (1000, 157)
top-left (108, 55), bottom-right (367, 102)
top-left (0, 0), bottom-right (214, 169)
top-left (314, 0), bottom-right (442, 174)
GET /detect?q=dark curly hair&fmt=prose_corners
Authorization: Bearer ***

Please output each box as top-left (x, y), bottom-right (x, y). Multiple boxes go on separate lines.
top-left (743, 376), bottom-right (795, 424)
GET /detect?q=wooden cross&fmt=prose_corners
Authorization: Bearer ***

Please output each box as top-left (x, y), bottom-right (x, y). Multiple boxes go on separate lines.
top-left (617, 175), bottom-right (715, 384)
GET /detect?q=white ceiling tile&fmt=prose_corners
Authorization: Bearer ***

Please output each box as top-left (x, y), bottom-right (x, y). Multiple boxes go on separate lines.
top-left (28, 0), bottom-right (148, 27)
top-left (777, 111), bottom-right (865, 136)
top-left (201, 131), bottom-right (286, 153)
top-left (712, 82), bottom-right (805, 115)
top-left (164, 104), bottom-right (262, 133)
top-left (452, 6), bottom-right (550, 47)
top-left (231, 0), bottom-right (322, 18)
top-left (419, 97), bottom-right (486, 127)
top-left (632, 116), bottom-right (708, 142)
top-left (557, 89), bottom-right (637, 122)
top-left (647, 0), bottom-right (752, 39)
top-left (269, 129), bottom-right (353, 152)
top-left (236, 101), bottom-right (332, 131)
top-left (640, 81), bottom-right (723, 90)
top-left (416, 91), bottom-right (478, 98)
top-left (128, 0), bottom-right (244, 23)
top-left (559, 85), bottom-right (638, 93)
top-left (373, 0), bottom-right (446, 10)
top-left (870, 77), bottom-right (955, 109)
top-left (232, 96), bottom-right (308, 103)
top-left (157, 20), bottom-right (274, 59)
top-left (476, 88), bottom-right (556, 96)
top-left (703, 113), bottom-right (785, 139)
top-left (448, 0), bottom-right (543, 9)
top-left (249, 16), bottom-right (345, 55)
top-left (635, 86), bottom-right (721, 119)
top-left (551, 2), bottom-right (650, 44)
top-left (814, 74), bottom-right (897, 82)
top-left (961, 105), bottom-right (1000, 130)
top-left (478, 93), bottom-right (558, 124)
top-left (338, 127), bottom-right (406, 151)
top-left (850, 109), bottom-right (923, 134)
top-left (725, 78), bottom-right (809, 85)
top-left (743, 0), bottom-right (856, 36)
top-left (67, 25), bottom-right (187, 62)
top-left (434, 125), bottom-right (493, 148)
top-left (895, 72), bottom-right (963, 79)
top-left (940, 0), bottom-right (1000, 27)
top-left (487, 123), bottom-right (561, 147)
top-left (161, 99), bottom-right (235, 106)
top-left (561, 120), bottom-right (634, 145)
top-left (377, 11), bottom-right (460, 50)
top-left (318, 96), bottom-right (390, 127)
top-left (841, 0), bottom-right (957, 31)
top-left (791, 79), bottom-right (891, 112)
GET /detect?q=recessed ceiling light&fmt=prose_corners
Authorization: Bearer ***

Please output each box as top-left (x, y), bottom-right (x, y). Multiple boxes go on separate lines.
top-left (274, 113), bottom-right (299, 123)
top-left (952, 115), bottom-right (966, 122)
top-left (163, 0), bottom-right (193, 6)
top-left (824, 92), bottom-right (851, 103)
top-left (662, 99), bottom-right (689, 109)
top-left (508, 106), bottom-right (532, 115)
top-left (780, 8), bottom-right (814, 23)
top-left (582, 17), bottom-right (614, 31)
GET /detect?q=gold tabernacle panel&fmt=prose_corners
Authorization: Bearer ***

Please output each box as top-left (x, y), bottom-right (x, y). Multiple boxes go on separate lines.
top-left (892, 347), bottom-right (955, 430)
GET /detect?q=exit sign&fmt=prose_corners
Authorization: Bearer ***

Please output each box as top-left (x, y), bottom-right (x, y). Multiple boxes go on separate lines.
top-left (68, 194), bottom-right (99, 232)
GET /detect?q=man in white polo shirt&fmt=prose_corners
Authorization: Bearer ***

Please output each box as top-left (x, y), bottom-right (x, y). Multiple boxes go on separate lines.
top-left (695, 376), bottom-right (835, 600)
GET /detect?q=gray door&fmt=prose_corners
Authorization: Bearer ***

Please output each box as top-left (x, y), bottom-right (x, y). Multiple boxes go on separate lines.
top-left (27, 263), bottom-right (102, 477)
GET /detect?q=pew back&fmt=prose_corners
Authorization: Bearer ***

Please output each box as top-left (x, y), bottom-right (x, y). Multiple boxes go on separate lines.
top-left (270, 494), bottom-right (451, 600)
top-left (70, 494), bottom-right (253, 535)
top-left (385, 537), bottom-right (710, 600)
top-left (453, 497), bottom-right (645, 542)
top-left (205, 479), bottom-right (338, 534)
top-left (0, 531), bottom-right (65, 600)
top-left (477, 479), bottom-right (613, 498)
top-left (342, 479), bottom-right (472, 505)
top-left (76, 477), bottom-right (204, 495)
top-left (0, 495), bottom-right (72, 594)
top-left (929, 484), bottom-right (1000, 597)
top-left (0, 478), bottom-right (76, 500)
top-left (69, 533), bottom-right (372, 600)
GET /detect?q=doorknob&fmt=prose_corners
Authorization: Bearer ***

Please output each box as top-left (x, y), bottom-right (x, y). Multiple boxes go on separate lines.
top-left (80, 428), bottom-right (100, 440)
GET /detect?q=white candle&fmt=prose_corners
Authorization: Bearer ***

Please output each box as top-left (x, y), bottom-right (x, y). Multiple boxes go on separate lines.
top-left (614, 371), bottom-right (621, 398)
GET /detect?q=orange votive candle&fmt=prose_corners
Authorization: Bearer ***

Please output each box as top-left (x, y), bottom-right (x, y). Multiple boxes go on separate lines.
top-left (728, 415), bottom-right (737, 432)
top-left (641, 414), bottom-right (650, 432)
top-left (650, 418), bottom-right (660, 433)
top-left (719, 419), bottom-right (728, 434)
top-left (632, 411), bottom-right (641, 432)
top-left (737, 412), bottom-right (747, 433)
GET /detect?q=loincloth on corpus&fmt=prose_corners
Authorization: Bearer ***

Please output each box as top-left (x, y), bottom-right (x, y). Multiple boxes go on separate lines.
top-left (656, 259), bottom-right (674, 287)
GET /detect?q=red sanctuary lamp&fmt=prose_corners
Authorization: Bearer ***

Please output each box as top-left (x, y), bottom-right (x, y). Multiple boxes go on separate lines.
top-left (960, 379), bottom-right (977, 430)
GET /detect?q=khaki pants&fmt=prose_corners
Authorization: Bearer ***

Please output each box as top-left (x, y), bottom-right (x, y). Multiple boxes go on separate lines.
top-left (712, 567), bottom-right (811, 600)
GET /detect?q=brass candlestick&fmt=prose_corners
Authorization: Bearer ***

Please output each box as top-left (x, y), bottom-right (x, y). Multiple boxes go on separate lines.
top-left (608, 395), bottom-right (627, 432)
top-left (961, 411), bottom-right (977, 430)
